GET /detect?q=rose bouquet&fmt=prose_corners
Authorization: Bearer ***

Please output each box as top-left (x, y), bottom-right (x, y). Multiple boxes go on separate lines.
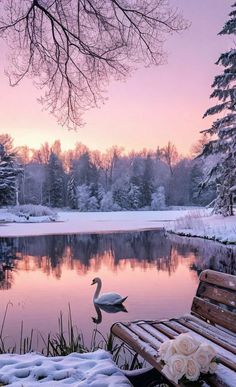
top-left (158, 333), bottom-right (218, 384)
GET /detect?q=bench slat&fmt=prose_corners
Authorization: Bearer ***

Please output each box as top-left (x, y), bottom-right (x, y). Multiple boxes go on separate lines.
top-left (191, 296), bottom-right (236, 332)
top-left (197, 282), bottom-right (236, 308)
top-left (187, 314), bottom-right (236, 342)
top-left (139, 322), bottom-right (168, 343)
top-left (200, 270), bottom-right (236, 291)
top-left (128, 323), bottom-right (163, 350)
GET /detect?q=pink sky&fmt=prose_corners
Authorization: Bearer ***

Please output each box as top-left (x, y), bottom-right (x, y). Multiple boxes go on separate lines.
top-left (0, 0), bottom-right (231, 155)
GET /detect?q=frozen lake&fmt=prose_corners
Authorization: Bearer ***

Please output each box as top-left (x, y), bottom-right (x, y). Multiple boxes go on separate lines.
top-left (0, 230), bottom-right (235, 352)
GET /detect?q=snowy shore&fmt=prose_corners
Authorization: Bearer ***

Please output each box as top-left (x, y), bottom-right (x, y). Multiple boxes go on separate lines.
top-left (0, 208), bottom-right (235, 244)
top-left (0, 350), bottom-right (131, 386)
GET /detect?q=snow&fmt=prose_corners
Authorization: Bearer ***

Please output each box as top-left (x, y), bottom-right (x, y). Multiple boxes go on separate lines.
top-left (166, 209), bottom-right (236, 244)
top-left (0, 208), bottom-right (235, 244)
top-left (0, 350), bottom-right (131, 386)
top-left (0, 208), bottom-right (195, 237)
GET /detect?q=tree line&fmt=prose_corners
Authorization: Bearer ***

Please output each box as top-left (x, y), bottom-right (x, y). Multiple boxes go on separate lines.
top-left (0, 134), bottom-right (215, 211)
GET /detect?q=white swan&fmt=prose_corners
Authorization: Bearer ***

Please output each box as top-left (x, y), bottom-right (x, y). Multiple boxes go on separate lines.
top-left (91, 277), bottom-right (128, 306)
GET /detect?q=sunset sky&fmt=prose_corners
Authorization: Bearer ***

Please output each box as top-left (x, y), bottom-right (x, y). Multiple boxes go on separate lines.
top-left (0, 0), bottom-right (232, 154)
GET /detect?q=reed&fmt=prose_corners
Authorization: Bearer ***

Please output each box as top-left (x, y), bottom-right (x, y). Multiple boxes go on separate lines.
top-left (0, 303), bottom-right (143, 370)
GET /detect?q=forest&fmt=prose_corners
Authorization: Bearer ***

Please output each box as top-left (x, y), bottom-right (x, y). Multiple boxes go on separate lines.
top-left (0, 134), bottom-right (215, 211)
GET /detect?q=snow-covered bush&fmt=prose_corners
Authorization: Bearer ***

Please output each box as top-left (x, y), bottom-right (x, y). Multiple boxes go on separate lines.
top-left (151, 186), bottom-right (166, 210)
top-left (169, 210), bottom-right (208, 233)
top-left (77, 184), bottom-right (90, 211)
top-left (100, 191), bottom-right (115, 211)
top-left (88, 196), bottom-right (99, 211)
top-left (10, 204), bottom-right (56, 217)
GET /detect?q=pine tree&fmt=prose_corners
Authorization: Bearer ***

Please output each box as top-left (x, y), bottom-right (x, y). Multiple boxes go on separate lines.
top-left (140, 155), bottom-right (154, 207)
top-left (44, 152), bottom-right (65, 207)
top-left (128, 183), bottom-right (141, 209)
top-left (0, 144), bottom-right (21, 206)
top-left (67, 176), bottom-right (77, 209)
top-left (202, 2), bottom-right (236, 216)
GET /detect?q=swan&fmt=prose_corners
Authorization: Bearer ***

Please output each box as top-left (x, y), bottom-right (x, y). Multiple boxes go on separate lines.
top-left (91, 277), bottom-right (128, 306)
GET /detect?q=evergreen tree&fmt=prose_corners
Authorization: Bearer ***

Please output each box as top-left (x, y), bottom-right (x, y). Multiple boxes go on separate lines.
top-left (44, 153), bottom-right (65, 207)
top-left (140, 155), bottom-right (154, 207)
top-left (67, 176), bottom-right (77, 209)
top-left (202, 2), bottom-right (236, 216)
top-left (0, 144), bottom-right (21, 206)
top-left (128, 183), bottom-right (141, 209)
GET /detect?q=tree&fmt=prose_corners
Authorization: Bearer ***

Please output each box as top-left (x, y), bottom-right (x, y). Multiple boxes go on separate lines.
top-left (151, 186), bottom-right (166, 210)
top-left (0, 1), bottom-right (186, 128)
top-left (67, 176), bottom-right (77, 209)
top-left (140, 154), bottom-right (154, 207)
top-left (44, 152), bottom-right (65, 207)
top-left (77, 184), bottom-right (98, 211)
top-left (201, 2), bottom-right (236, 216)
top-left (0, 143), bottom-right (22, 206)
top-left (162, 141), bottom-right (179, 175)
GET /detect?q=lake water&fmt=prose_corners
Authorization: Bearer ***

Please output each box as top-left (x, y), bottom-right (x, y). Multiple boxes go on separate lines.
top-left (0, 230), bottom-right (235, 352)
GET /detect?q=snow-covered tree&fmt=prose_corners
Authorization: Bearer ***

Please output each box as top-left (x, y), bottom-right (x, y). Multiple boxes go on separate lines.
top-left (142, 155), bottom-right (155, 207)
top-left (100, 191), bottom-right (114, 211)
top-left (128, 183), bottom-right (141, 209)
top-left (0, 144), bottom-right (22, 206)
top-left (201, 2), bottom-right (236, 216)
top-left (44, 152), bottom-right (65, 207)
top-left (151, 186), bottom-right (166, 210)
top-left (112, 175), bottom-right (130, 209)
top-left (67, 176), bottom-right (77, 209)
top-left (76, 184), bottom-right (99, 211)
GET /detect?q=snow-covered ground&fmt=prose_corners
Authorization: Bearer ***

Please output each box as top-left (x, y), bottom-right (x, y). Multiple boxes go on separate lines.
top-left (0, 350), bottom-right (131, 386)
top-left (0, 208), bottom-right (235, 244)
top-left (0, 208), bottom-right (193, 237)
top-left (166, 209), bottom-right (236, 244)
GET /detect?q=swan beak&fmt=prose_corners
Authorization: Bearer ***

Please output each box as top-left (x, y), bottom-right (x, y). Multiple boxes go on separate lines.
top-left (91, 281), bottom-right (94, 285)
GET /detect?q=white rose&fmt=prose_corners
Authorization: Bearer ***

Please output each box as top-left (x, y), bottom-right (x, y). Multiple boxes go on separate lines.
top-left (173, 333), bottom-right (199, 356)
top-left (162, 354), bottom-right (187, 384)
top-left (209, 362), bottom-right (218, 374)
top-left (198, 343), bottom-right (217, 363)
top-left (186, 356), bottom-right (201, 382)
top-left (158, 340), bottom-right (176, 363)
top-left (194, 346), bottom-right (210, 373)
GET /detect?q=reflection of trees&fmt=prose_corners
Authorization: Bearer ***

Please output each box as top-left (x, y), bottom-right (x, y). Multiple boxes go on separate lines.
top-left (0, 230), bottom-right (235, 290)
top-left (0, 268), bottom-right (14, 290)
top-left (168, 234), bottom-right (236, 275)
top-left (0, 238), bottom-right (18, 289)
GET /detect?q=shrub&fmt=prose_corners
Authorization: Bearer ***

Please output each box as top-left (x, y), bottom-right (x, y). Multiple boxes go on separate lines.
top-left (10, 204), bottom-right (56, 217)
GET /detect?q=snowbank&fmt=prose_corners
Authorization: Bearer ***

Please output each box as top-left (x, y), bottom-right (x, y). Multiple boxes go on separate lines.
top-left (0, 208), bottom-right (193, 237)
top-left (167, 209), bottom-right (236, 244)
top-left (0, 208), bottom-right (235, 244)
top-left (0, 350), bottom-right (131, 386)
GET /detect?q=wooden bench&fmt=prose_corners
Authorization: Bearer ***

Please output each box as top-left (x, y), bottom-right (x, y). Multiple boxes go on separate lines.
top-left (111, 270), bottom-right (236, 386)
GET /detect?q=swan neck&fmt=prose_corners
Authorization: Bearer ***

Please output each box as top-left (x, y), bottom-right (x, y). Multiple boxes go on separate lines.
top-left (94, 279), bottom-right (102, 300)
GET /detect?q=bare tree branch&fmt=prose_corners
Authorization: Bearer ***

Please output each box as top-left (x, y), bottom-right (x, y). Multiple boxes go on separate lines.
top-left (0, 0), bottom-right (187, 128)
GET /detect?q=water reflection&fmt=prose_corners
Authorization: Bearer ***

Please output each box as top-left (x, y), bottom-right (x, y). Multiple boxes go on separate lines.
top-left (0, 231), bottom-right (235, 291)
top-left (92, 303), bottom-right (128, 324)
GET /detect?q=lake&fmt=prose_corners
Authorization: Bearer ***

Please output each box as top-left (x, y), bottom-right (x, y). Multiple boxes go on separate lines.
top-left (0, 230), bottom-right (235, 352)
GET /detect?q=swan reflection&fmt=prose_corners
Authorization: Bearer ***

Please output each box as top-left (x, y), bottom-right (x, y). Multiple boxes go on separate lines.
top-left (92, 303), bottom-right (128, 324)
